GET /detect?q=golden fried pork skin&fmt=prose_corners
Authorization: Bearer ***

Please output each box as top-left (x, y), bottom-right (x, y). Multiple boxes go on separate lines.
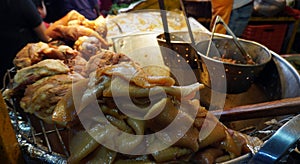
top-left (13, 42), bottom-right (49, 68)
top-left (12, 59), bottom-right (70, 92)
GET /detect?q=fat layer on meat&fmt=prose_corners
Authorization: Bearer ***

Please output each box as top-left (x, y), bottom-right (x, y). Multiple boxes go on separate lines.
top-left (20, 74), bottom-right (83, 123)
top-left (13, 59), bottom-right (70, 89)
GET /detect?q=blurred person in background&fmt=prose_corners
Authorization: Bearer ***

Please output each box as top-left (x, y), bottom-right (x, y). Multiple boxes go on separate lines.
top-left (62, 0), bottom-right (100, 20)
top-left (210, 0), bottom-right (233, 34)
top-left (228, 0), bottom-right (254, 37)
top-left (98, 0), bottom-right (113, 17)
top-left (33, 0), bottom-right (47, 19)
top-left (32, 0), bottom-right (50, 28)
top-left (43, 0), bottom-right (65, 23)
top-left (0, 0), bottom-right (50, 88)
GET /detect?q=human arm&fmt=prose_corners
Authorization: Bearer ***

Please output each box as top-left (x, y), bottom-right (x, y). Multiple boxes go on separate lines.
top-left (34, 22), bottom-right (51, 42)
top-left (22, 0), bottom-right (51, 42)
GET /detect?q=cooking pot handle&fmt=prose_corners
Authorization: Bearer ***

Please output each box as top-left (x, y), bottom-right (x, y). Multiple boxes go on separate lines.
top-left (249, 114), bottom-right (300, 164)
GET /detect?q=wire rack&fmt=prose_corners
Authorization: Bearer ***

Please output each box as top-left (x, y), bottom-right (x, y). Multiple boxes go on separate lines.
top-left (3, 68), bottom-right (68, 163)
top-left (6, 97), bottom-right (68, 163)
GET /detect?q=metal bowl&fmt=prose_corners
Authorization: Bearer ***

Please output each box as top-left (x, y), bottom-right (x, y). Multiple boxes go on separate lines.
top-left (157, 32), bottom-right (272, 93)
top-left (196, 37), bottom-right (272, 93)
top-left (157, 31), bottom-right (209, 69)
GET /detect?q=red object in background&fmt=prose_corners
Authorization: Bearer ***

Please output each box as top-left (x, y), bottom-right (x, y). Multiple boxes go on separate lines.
top-left (242, 24), bottom-right (288, 54)
top-left (44, 22), bottom-right (50, 28)
top-left (284, 6), bottom-right (300, 19)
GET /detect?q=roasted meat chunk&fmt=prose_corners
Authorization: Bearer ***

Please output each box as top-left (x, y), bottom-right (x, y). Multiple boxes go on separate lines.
top-left (12, 59), bottom-right (70, 92)
top-left (13, 42), bottom-right (49, 68)
top-left (74, 36), bottom-right (103, 60)
top-left (41, 44), bottom-right (79, 62)
top-left (85, 50), bottom-right (132, 74)
top-left (47, 25), bottom-right (111, 49)
top-left (13, 42), bottom-right (80, 69)
top-left (46, 10), bottom-right (111, 49)
top-left (20, 73), bottom-right (83, 124)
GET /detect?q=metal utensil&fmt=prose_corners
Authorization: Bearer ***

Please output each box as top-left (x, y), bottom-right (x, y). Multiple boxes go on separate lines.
top-left (208, 16), bottom-right (254, 64)
top-left (158, 0), bottom-right (171, 45)
top-left (157, 0), bottom-right (202, 81)
top-left (249, 114), bottom-right (300, 164)
top-left (196, 37), bottom-right (272, 93)
top-left (179, 0), bottom-right (196, 46)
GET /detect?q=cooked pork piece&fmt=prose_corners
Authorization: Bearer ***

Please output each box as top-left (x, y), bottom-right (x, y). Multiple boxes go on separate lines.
top-left (46, 10), bottom-right (111, 49)
top-left (69, 55), bottom-right (88, 77)
top-left (74, 36), bottom-right (102, 60)
top-left (13, 42), bottom-right (80, 69)
top-left (41, 44), bottom-right (79, 62)
top-left (94, 61), bottom-right (175, 88)
top-left (46, 10), bottom-right (107, 38)
top-left (81, 15), bottom-right (108, 38)
top-left (13, 59), bottom-right (70, 92)
top-left (47, 25), bottom-right (111, 49)
top-left (13, 42), bottom-right (49, 68)
top-left (85, 50), bottom-right (132, 75)
top-left (20, 73), bottom-right (84, 124)
top-left (46, 10), bottom-right (86, 35)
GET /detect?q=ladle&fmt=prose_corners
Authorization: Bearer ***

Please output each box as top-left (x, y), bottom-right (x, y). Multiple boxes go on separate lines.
top-left (208, 16), bottom-right (254, 64)
top-left (158, 0), bottom-right (171, 46)
top-left (158, 0), bottom-right (201, 70)
top-left (179, 0), bottom-right (196, 46)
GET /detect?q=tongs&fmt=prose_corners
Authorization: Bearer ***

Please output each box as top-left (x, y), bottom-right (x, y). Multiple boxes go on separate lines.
top-left (158, 0), bottom-right (201, 70)
top-left (158, 0), bottom-right (197, 45)
top-left (208, 16), bottom-right (254, 64)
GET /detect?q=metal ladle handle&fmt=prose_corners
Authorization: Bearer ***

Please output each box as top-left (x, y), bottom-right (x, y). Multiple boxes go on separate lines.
top-left (208, 16), bottom-right (254, 64)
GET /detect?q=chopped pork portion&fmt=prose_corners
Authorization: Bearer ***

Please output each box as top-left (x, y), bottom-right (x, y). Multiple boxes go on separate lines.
top-left (20, 73), bottom-right (83, 124)
top-left (13, 42), bottom-right (49, 68)
top-left (13, 59), bottom-right (70, 91)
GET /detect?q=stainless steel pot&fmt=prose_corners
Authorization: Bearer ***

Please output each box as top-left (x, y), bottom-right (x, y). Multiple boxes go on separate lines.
top-left (196, 37), bottom-right (272, 93)
top-left (157, 32), bottom-right (272, 93)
